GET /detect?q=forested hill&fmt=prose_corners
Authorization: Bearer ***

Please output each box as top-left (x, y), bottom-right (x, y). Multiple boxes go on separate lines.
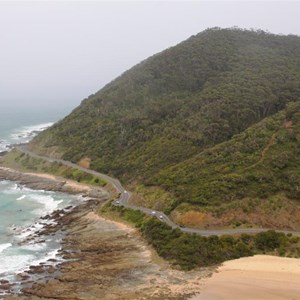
top-left (31, 28), bottom-right (300, 228)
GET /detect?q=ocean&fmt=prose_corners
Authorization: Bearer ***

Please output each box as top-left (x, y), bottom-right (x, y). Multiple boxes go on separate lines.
top-left (0, 103), bottom-right (81, 289)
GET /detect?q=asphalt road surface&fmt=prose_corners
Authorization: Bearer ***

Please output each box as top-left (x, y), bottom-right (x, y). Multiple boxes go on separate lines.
top-left (17, 145), bottom-right (300, 237)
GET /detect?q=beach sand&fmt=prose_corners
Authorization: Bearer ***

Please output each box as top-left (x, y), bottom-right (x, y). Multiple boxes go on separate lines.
top-left (191, 255), bottom-right (300, 300)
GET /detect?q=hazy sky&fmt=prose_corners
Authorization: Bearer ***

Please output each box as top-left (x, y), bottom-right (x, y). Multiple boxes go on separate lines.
top-left (0, 1), bottom-right (300, 110)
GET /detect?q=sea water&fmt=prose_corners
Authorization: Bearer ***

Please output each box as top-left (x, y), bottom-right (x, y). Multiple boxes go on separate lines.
top-left (0, 103), bottom-right (73, 152)
top-left (0, 103), bottom-right (81, 284)
top-left (0, 182), bottom-right (81, 279)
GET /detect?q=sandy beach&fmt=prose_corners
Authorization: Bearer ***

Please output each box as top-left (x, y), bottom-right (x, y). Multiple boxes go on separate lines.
top-left (191, 255), bottom-right (300, 300)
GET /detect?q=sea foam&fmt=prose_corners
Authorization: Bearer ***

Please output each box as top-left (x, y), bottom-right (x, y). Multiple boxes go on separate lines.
top-left (9, 122), bottom-right (53, 143)
top-left (0, 254), bottom-right (35, 275)
top-left (0, 243), bottom-right (12, 254)
top-left (28, 194), bottom-right (63, 215)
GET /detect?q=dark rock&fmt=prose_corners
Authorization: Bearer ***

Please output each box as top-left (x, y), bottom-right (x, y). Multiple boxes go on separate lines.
top-left (28, 265), bottom-right (45, 274)
top-left (35, 239), bottom-right (46, 243)
top-left (0, 151), bottom-right (8, 157)
top-left (0, 280), bottom-right (9, 284)
top-left (0, 283), bottom-right (12, 290)
top-left (46, 266), bottom-right (56, 273)
top-left (41, 214), bottom-right (51, 220)
top-left (15, 273), bottom-right (31, 281)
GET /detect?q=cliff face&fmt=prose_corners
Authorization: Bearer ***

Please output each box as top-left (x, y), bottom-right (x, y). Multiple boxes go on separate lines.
top-left (31, 28), bottom-right (300, 228)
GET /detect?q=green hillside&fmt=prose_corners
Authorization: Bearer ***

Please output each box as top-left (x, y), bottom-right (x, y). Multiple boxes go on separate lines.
top-left (155, 102), bottom-right (300, 229)
top-left (31, 28), bottom-right (300, 229)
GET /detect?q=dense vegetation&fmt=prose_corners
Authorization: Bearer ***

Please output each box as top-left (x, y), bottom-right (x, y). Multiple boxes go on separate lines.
top-left (102, 202), bottom-right (300, 270)
top-left (31, 28), bottom-right (300, 228)
top-left (155, 102), bottom-right (300, 208)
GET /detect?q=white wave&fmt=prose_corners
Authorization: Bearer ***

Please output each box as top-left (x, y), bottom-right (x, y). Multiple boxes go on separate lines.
top-left (0, 180), bottom-right (9, 185)
top-left (1, 122), bottom-right (53, 155)
top-left (29, 248), bottom-right (61, 268)
top-left (0, 241), bottom-right (62, 279)
top-left (9, 122), bottom-right (53, 142)
top-left (15, 214), bottom-right (60, 242)
top-left (16, 227), bottom-right (34, 239)
top-left (0, 254), bottom-right (35, 275)
top-left (22, 122), bottom-right (54, 133)
top-left (0, 243), bottom-right (12, 254)
top-left (21, 242), bottom-right (47, 252)
top-left (2, 247), bottom-right (61, 276)
top-left (3, 184), bottom-right (25, 195)
top-left (16, 221), bottom-right (46, 239)
top-left (4, 184), bottom-right (43, 196)
top-left (28, 194), bottom-right (63, 215)
top-left (9, 224), bottom-right (20, 232)
top-left (2, 185), bottom-right (19, 195)
top-left (0, 143), bottom-right (9, 152)
top-left (16, 195), bottom-right (26, 201)
top-left (0, 138), bottom-right (10, 151)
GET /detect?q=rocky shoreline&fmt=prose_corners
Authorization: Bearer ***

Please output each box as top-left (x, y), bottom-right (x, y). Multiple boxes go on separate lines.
top-left (0, 166), bottom-right (109, 199)
top-left (0, 167), bottom-right (212, 300)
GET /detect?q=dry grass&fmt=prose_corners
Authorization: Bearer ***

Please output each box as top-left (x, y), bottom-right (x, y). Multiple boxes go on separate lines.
top-left (78, 157), bottom-right (91, 169)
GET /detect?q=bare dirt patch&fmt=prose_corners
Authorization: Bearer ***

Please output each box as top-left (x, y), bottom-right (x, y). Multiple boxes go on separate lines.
top-left (283, 120), bottom-right (293, 129)
top-left (174, 196), bottom-right (300, 230)
top-left (78, 157), bottom-right (91, 169)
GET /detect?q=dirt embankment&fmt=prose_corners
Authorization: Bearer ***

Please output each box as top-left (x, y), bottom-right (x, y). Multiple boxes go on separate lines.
top-left (173, 198), bottom-right (300, 230)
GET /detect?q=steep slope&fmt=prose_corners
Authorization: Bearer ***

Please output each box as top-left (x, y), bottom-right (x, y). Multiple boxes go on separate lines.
top-left (154, 102), bottom-right (300, 229)
top-left (31, 28), bottom-right (300, 178)
top-left (31, 28), bottom-right (300, 228)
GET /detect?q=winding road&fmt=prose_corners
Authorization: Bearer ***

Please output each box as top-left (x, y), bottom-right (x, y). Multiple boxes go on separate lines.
top-left (17, 145), bottom-right (300, 236)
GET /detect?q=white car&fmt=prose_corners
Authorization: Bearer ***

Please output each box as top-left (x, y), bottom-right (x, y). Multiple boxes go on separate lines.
top-left (159, 215), bottom-right (163, 220)
top-left (124, 190), bottom-right (128, 194)
top-left (151, 211), bottom-right (156, 215)
top-left (115, 200), bottom-right (120, 204)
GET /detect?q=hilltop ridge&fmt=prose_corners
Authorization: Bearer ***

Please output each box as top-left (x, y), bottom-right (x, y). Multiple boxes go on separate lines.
top-left (30, 28), bottom-right (300, 229)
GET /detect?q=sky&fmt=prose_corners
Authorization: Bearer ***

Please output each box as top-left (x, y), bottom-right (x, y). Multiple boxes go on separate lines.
top-left (0, 1), bottom-right (300, 112)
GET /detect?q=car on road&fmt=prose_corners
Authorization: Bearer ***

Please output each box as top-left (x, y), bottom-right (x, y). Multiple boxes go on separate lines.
top-left (179, 224), bottom-right (185, 228)
top-left (124, 190), bottom-right (128, 194)
top-left (115, 200), bottom-right (120, 204)
top-left (159, 215), bottom-right (163, 220)
top-left (151, 211), bottom-right (156, 215)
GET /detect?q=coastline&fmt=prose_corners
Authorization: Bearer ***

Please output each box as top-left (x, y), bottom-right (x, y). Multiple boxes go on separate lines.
top-left (1, 166), bottom-right (300, 299)
top-left (0, 166), bottom-right (213, 299)
top-left (0, 166), bottom-right (110, 297)
top-left (0, 166), bottom-right (109, 199)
